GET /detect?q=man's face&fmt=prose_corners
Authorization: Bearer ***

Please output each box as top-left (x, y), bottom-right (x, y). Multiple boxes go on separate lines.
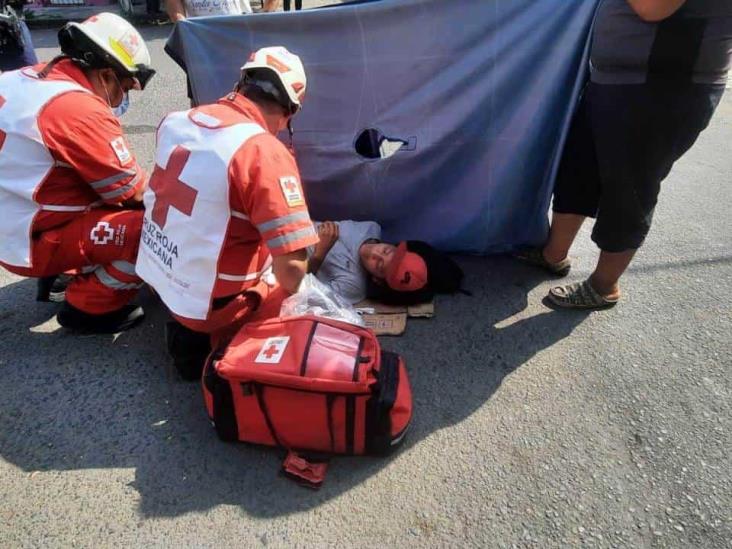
top-left (359, 241), bottom-right (397, 280)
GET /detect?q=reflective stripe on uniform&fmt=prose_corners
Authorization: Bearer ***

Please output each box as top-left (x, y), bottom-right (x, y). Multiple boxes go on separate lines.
top-left (98, 172), bottom-right (142, 200)
top-left (217, 255), bottom-right (272, 282)
top-left (40, 204), bottom-right (90, 212)
top-left (266, 225), bottom-right (317, 250)
top-left (40, 200), bottom-right (103, 212)
top-left (257, 210), bottom-right (310, 234)
top-left (110, 260), bottom-right (137, 276)
top-left (217, 271), bottom-right (263, 282)
top-left (94, 267), bottom-right (144, 290)
top-left (231, 210), bottom-right (250, 221)
top-left (89, 169), bottom-right (137, 190)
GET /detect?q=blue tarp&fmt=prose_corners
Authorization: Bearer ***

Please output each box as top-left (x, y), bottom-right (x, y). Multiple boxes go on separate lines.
top-left (166, 0), bottom-right (599, 253)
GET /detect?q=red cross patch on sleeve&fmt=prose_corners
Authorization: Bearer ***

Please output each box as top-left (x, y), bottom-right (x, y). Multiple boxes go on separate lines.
top-left (279, 176), bottom-right (304, 207)
top-left (110, 137), bottom-right (132, 166)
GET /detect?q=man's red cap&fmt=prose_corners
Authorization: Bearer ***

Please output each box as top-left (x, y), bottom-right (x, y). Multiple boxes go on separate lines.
top-left (385, 242), bottom-right (428, 292)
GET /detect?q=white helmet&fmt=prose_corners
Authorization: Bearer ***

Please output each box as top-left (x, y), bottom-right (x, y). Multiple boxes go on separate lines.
top-left (240, 46), bottom-right (307, 113)
top-left (58, 13), bottom-right (155, 89)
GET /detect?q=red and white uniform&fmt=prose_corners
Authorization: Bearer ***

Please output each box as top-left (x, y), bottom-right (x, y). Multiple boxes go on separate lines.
top-left (136, 93), bottom-right (318, 336)
top-left (0, 60), bottom-right (146, 313)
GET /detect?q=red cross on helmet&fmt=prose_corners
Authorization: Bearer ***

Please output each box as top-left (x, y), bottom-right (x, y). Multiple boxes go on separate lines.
top-left (58, 12), bottom-right (155, 90)
top-left (240, 46), bottom-right (307, 114)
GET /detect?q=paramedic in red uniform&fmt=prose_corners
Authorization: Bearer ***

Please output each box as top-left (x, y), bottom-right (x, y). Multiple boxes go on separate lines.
top-left (136, 46), bottom-right (318, 380)
top-left (0, 13), bottom-right (155, 333)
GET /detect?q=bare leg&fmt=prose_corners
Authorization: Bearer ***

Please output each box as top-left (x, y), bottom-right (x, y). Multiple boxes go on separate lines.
top-left (543, 213), bottom-right (586, 264)
top-left (263, 0), bottom-right (280, 11)
top-left (589, 249), bottom-right (636, 299)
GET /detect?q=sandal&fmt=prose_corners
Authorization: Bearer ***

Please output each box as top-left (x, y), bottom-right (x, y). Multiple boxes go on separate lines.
top-left (547, 279), bottom-right (619, 310)
top-left (515, 247), bottom-right (571, 277)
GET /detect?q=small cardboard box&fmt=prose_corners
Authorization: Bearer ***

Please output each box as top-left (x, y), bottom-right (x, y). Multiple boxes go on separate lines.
top-left (354, 299), bottom-right (434, 336)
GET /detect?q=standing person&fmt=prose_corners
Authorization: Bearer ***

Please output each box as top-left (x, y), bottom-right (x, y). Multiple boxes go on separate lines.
top-left (166, 0), bottom-right (252, 21)
top-left (0, 13), bottom-right (155, 333)
top-left (283, 0), bottom-right (302, 11)
top-left (166, 0), bottom-right (252, 108)
top-left (145, 0), bottom-right (165, 22)
top-left (136, 46), bottom-right (318, 379)
top-left (518, 0), bottom-right (732, 309)
top-left (263, 0), bottom-right (302, 12)
top-left (0, 0), bottom-right (37, 72)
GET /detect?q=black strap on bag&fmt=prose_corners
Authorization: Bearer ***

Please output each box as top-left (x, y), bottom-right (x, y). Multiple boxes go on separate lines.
top-left (252, 383), bottom-right (284, 448)
top-left (252, 383), bottom-right (331, 489)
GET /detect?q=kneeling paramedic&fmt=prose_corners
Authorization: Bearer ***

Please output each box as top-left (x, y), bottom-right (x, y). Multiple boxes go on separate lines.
top-left (135, 46), bottom-right (318, 379)
top-left (0, 13), bottom-right (155, 333)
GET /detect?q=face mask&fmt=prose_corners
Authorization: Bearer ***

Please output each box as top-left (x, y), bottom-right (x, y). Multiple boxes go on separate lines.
top-left (101, 71), bottom-right (128, 116)
top-left (112, 92), bottom-right (130, 118)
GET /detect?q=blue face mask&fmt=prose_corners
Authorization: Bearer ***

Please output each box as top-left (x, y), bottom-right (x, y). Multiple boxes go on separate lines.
top-left (112, 92), bottom-right (130, 118)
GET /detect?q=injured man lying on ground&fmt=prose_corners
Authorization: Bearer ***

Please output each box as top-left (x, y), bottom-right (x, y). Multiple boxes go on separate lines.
top-left (307, 220), bottom-right (464, 306)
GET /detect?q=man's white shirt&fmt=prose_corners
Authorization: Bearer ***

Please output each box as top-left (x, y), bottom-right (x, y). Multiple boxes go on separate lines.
top-left (310, 220), bottom-right (381, 304)
top-left (185, 0), bottom-right (252, 17)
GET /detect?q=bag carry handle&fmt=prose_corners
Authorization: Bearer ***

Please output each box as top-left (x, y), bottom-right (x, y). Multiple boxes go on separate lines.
top-left (281, 451), bottom-right (328, 490)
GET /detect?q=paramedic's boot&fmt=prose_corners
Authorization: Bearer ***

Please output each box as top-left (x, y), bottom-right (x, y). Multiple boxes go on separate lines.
top-left (36, 274), bottom-right (72, 303)
top-left (165, 320), bottom-right (211, 381)
top-left (57, 302), bottom-right (145, 334)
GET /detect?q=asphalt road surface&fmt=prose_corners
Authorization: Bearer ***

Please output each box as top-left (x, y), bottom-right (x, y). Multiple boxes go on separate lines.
top-left (1, 12), bottom-right (730, 548)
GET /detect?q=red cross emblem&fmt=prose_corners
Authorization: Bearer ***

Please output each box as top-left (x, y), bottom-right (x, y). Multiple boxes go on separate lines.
top-left (255, 337), bottom-right (290, 364)
top-left (279, 176), bottom-right (303, 207)
top-left (129, 34), bottom-right (139, 48)
top-left (284, 179), bottom-right (298, 193)
top-left (262, 344), bottom-right (280, 359)
top-left (149, 146), bottom-right (198, 229)
top-left (90, 221), bottom-right (115, 245)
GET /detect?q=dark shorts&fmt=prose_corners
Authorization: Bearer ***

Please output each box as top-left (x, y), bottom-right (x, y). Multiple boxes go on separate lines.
top-left (553, 81), bottom-right (725, 252)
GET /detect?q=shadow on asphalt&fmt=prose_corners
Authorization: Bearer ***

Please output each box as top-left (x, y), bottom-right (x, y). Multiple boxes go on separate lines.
top-left (0, 256), bottom-right (589, 518)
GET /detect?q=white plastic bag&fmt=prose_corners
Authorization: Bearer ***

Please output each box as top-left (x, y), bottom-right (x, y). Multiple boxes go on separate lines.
top-left (279, 274), bottom-right (365, 326)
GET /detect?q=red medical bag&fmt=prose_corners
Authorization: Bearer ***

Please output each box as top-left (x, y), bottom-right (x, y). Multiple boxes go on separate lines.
top-left (202, 315), bottom-right (413, 458)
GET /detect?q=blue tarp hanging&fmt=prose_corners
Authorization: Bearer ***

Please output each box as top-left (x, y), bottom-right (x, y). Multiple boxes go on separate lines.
top-left (166, 0), bottom-right (599, 253)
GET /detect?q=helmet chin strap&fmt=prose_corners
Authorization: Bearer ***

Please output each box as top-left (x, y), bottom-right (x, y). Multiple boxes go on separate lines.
top-left (287, 118), bottom-right (295, 154)
top-left (99, 71), bottom-right (123, 108)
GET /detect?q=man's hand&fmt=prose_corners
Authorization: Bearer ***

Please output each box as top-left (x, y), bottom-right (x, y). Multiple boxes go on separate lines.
top-left (315, 221), bottom-right (339, 259)
top-left (308, 222), bottom-right (338, 274)
top-left (165, 0), bottom-right (187, 22)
